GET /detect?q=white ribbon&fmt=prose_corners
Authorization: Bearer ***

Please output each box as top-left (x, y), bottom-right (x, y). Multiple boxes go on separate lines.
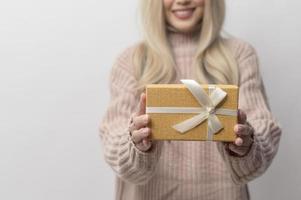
top-left (146, 79), bottom-right (237, 140)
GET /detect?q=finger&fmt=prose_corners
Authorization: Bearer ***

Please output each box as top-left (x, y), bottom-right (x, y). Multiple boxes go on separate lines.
top-left (136, 138), bottom-right (152, 152)
top-left (238, 109), bottom-right (247, 124)
top-left (137, 92), bottom-right (146, 115)
top-left (228, 143), bottom-right (250, 156)
top-left (234, 124), bottom-right (252, 136)
top-left (143, 138), bottom-right (150, 147)
top-left (131, 127), bottom-right (151, 144)
top-left (234, 134), bottom-right (254, 148)
top-left (128, 113), bottom-right (137, 128)
top-left (130, 114), bottom-right (150, 132)
top-left (234, 137), bottom-right (243, 146)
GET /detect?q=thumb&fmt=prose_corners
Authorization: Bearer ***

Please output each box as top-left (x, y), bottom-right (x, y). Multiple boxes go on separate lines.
top-left (137, 92), bottom-right (146, 115)
top-left (238, 109), bottom-right (247, 124)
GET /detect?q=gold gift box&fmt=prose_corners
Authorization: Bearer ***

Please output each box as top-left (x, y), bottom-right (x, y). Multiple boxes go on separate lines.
top-left (145, 83), bottom-right (239, 141)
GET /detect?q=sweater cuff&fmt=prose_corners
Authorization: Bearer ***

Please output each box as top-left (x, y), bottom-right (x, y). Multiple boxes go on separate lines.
top-left (113, 127), bottom-right (162, 185)
top-left (127, 128), bottom-right (162, 157)
top-left (126, 116), bottom-right (162, 157)
top-left (216, 137), bottom-right (263, 185)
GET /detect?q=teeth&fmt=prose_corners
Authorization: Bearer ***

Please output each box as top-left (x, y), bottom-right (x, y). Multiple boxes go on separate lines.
top-left (174, 9), bottom-right (194, 18)
top-left (176, 10), bottom-right (192, 14)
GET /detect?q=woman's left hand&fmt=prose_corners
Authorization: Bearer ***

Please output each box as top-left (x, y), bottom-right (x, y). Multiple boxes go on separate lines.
top-left (225, 109), bottom-right (255, 157)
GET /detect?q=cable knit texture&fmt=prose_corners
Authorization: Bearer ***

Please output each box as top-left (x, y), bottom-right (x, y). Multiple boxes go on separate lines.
top-left (98, 28), bottom-right (282, 200)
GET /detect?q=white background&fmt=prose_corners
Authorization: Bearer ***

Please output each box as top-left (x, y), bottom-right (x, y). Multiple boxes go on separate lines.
top-left (0, 0), bottom-right (300, 199)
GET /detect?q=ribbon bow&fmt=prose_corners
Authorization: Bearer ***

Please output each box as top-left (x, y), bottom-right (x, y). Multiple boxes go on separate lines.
top-left (146, 79), bottom-right (237, 140)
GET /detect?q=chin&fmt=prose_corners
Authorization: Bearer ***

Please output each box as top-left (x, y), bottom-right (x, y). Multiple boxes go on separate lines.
top-left (173, 24), bottom-right (197, 33)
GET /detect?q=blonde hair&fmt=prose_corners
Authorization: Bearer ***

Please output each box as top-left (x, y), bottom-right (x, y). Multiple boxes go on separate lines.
top-left (132, 0), bottom-right (239, 94)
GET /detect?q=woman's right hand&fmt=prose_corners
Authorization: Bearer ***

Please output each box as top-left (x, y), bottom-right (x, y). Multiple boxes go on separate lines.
top-left (128, 92), bottom-right (152, 152)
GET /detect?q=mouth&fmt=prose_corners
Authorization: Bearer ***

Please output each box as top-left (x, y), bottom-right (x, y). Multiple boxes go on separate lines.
top-left (172, 8), bottom-right (196, 20)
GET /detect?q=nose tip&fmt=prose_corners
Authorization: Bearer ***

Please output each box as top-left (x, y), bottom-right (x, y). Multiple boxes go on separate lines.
top-left (176, 0), bottom-right (191, 5)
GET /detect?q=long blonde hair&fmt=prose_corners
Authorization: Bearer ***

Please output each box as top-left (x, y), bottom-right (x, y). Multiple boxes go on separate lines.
top-left (132, 0), bottom-right (239, 94)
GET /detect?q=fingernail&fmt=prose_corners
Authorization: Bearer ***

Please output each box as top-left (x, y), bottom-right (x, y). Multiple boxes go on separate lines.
top-left (234, 125), bottom-right (239, 132)
top-left (236, 138), bottom-right (243, 146)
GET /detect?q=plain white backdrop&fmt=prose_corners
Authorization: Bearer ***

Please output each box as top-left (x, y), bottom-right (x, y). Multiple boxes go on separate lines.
top-left (0, 0), bottom-right (300, 199)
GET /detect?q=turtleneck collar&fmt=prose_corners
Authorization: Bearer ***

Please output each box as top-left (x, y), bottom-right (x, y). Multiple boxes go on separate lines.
top-left (166, 21), bottom-right (202, 49)
top-left (163, 22), bottom-right (202, 82)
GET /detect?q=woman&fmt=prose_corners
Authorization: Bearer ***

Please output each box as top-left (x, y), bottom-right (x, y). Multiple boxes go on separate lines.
top-left (99, 0), bottom-right (282, 199)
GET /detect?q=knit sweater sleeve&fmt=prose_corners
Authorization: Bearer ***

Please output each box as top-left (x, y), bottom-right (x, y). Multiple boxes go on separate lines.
top-left (98, 45), bottom-right (162, 185)
top-left (216, 39), bottom-right (282, 185)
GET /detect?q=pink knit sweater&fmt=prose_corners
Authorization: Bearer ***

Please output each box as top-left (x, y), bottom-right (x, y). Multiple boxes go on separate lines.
top-left (99, 28), bottom-right (282, 200)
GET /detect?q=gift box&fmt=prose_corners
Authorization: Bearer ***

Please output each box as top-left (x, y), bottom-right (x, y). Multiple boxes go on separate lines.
top-left (145, 79), bottom-right (239, 141)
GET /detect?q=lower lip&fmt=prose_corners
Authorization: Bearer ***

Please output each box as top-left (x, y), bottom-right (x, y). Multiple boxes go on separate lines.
top-left (173, 9), bottom-right (195, 20)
